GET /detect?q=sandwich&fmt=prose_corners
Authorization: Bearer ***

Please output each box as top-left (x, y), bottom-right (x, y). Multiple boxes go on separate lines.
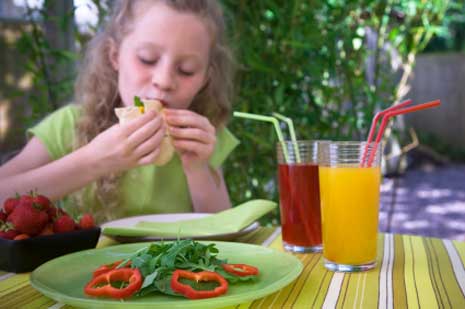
top-left (115, 97), bottom-right (175, 166)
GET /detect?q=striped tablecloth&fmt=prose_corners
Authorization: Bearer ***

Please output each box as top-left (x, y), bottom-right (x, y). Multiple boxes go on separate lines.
top-left (1, 228), bottom-right (464, 308)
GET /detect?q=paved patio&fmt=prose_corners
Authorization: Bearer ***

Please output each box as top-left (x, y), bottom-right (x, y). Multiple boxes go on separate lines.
top-left (379, 164), bottom-right (465, 241)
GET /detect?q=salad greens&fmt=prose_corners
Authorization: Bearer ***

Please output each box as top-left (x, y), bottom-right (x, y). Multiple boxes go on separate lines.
top-left (117, 239), bottom-right (257, 297)
top-left (134, 96), bottom-right (143, 107)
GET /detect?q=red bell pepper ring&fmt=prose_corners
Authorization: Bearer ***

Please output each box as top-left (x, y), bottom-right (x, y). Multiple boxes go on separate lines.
top-left (221, 263), bottom-right (259, 277)
top-left (170, 269), bottom-right (228, 299)
top-left (84, 268), bottom-right (142, 299)
top-left (92, 260), bottom-right (132, 278)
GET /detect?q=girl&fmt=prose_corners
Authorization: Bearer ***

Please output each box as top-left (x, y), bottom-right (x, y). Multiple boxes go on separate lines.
top-left (0, 0), bottom-right (238, 223)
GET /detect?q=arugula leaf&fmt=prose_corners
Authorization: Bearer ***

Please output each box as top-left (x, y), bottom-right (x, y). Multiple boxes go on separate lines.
top-left (134, 96), bottom-right (143, 107)
top-left (129, 239), bottom-right (257, 297)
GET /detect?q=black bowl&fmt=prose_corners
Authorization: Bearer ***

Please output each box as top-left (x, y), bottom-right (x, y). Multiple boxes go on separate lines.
top-left (0, 227), bottom-right (101, 273)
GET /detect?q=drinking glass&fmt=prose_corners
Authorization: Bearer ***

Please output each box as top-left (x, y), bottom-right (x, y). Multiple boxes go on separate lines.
top-left (319, 141), bottom-right (382, 272)
top-left (277, 140), bottom-right (327, 253)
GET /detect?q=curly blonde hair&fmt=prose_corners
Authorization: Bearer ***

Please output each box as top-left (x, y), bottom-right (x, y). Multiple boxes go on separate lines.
top-left (73, 0), bottom-right (234, 222)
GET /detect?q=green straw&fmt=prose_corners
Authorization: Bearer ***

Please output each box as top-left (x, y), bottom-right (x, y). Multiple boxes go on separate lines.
top-left (272, 112), bottom-right (301, 163)
top-left (233, 111), bottom-right (289, 163)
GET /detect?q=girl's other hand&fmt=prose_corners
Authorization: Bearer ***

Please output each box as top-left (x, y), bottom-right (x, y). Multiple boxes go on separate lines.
top-left (164, 109), bottom-right (216, 171)
top-left (85, 110), bottom-right (165, 174)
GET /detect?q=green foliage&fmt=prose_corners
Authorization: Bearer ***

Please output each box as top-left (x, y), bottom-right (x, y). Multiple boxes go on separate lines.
top-left (424, 0), bottom-right (465, 52)
top-left (14, 3), bottom-right (76, 127)
top-left (220, 0), bottom-right (450, 207)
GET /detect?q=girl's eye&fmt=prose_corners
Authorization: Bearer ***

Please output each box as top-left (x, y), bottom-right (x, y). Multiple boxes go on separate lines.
top-left (139, 57), bottom-right (157, 65)
top-left (178, 68), bottom-right (194, 76)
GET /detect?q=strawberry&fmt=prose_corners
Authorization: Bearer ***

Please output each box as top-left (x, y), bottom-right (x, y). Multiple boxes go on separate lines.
top-left (78, 213), bottom-right (95, 230)
top-left (7, 199), bottom-right (49, 236)
top-left (47, 206), bottom-right (66, 221)
top-left (0, 210), bottom-right (6, 222)
top-left (0, 229), bottom-right (18, 240)
top-left (13, 233), bottom-right (30, 240)
top-left (33, 194), bottom-right (52, 210)
top-left (0, 222), bottom-right (18, 240)
top-left (19, 194), bottom-right (34, 205)
top-left (53, 215), bottom-right (75, 233)
top-left (3, 197), bottom-right (19, 215)
top-left (38, 223), bottom-right (54, 236)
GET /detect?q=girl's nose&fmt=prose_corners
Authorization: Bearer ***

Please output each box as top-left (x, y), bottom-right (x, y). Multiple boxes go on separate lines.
top-left (151, 62), bottom-right (176, 91)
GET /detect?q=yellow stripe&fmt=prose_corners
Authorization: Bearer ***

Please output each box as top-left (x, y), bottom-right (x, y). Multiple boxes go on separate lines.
top-left (359, 234), bottom-right (384, 308)
top-left (1, 284), bottom-right (45, 307)
top-left (452, 240), bottom-right (465, 267)
top-left (0, 273), bottom-right (29, 297)
top-left (347, 273), bottom-right (362, 308)
top-left (256, 272), bottom-right (300, 308)
top-left (392, 234), bottom-right (408, 308)
top-left (267, 233), bottom-right (283, 251)
top-left (429, 238), bottom-right (465, 308)
top-left (220, 302), bottom-right (251, 309)
top-left (292, 254), bottom-right (327, 308)
top-left (20, 297), bottom-right (56, 309)
top-left (276, 254), bottom-right (320, 307)
top-left (235, 302), bottom-right (252, 309)
top-left (424, 238), bottom-right (448, 307)
top-left (336, 274), bottom-right (351, 309)
top-left (403, 235), bottom-right (437, 308)
top-left (11, 294), bottom-right (55, 309)
top-left (96, 235), bottom-right (119, 248)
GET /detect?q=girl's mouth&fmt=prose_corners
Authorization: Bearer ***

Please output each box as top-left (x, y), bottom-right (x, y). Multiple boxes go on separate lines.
top-left (142, 97), bottom-right (168, 107)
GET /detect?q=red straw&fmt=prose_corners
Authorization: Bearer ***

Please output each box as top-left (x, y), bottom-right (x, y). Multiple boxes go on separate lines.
top-left (365, 99), bottom-right (441, 167)
top-left (361, 99), bottom-right (413, 166)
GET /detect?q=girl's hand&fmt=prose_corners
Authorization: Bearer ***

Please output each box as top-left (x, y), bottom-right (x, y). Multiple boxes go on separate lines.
top-left (164, 109), bottom-right (216, 171)
top-left (85, 110), bottom-right (165, 174)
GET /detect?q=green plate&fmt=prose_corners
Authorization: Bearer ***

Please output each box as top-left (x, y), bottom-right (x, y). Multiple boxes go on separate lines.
top-left (31, 241), bottom-right (303, 308)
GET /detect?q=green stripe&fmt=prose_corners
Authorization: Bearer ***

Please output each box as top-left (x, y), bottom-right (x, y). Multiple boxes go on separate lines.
top-left (429, 238), bottom-right (465, 308)
top-left (392, 234), bottom-right (408, 308)
top-left (17, 296), bottom-right (56, 309)
top-left (403, 235), bottom-right (438, 308)
top-left (336, 235), bottom-right (384, 308)
top-left (285, 254), bottom-right (323, 307)
top-left (237, 226), bottom-right (276, 245)
top-left (249, 254), bottom-right (315, 308)
top-left (307, 268), bottom-right (334, 307)
top-left (336, 274), bottom-right (351, 309)
top-left (341, 273), bottom-right (362, 308)
top-left (266, 254), bottom-right (312, 307)
top-left (0, 284), bottom-right (45, 308)
top-left (359, 233), bottom-right (383, 308)
top-left (423, 238), bottom-right (447, 307)
top-left (0, 273), bottom-right (29, 298)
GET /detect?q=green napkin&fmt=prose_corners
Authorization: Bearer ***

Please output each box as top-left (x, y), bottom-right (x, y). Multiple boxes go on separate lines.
top-left (102, 199), bottom-right (276, 237)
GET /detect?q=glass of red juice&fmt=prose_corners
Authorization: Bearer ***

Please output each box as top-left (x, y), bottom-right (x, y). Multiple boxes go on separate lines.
top-left (277, 140), bottom-right (327, 253)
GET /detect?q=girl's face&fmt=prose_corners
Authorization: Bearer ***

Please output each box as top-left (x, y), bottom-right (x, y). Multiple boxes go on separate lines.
top-left (110, 2), bottom-right (211, 109)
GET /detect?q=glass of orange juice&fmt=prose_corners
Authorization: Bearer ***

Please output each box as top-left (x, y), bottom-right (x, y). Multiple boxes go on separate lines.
top-left (319, 141), bottom-right (382, 272)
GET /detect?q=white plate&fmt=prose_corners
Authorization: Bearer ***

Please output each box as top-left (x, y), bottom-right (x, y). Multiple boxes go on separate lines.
top-left (101, 213), bottom-right (260, 243)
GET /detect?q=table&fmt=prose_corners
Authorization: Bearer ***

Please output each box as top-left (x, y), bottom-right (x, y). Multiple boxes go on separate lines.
top-left (1, 227), bottom-right (464, 308)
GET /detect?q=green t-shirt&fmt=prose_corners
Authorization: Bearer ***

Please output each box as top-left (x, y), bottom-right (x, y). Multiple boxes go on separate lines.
top-left (28, 105), bottom-right (239, 218)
